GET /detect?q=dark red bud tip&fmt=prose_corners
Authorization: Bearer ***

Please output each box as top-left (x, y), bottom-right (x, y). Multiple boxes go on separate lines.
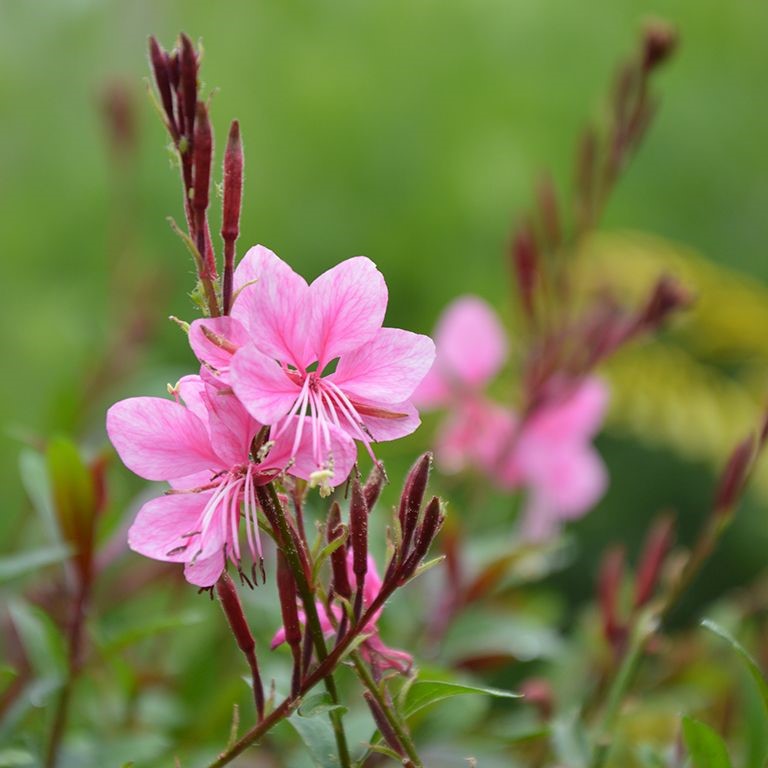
top-left (635, 275), bottom-right (692, 333)
top-left (148, 36), bottom-right (177, 139)
top-left (178, 33), bottom-right (199, 140)
top-left (222, 119), bottom-right (244, 241)
top-left (363, 461), bottom-right (387, 511)
top-left (598, 545), bottom-right (626, 647)
top-left (350, 475), bottom-right (369, 584)
top-left (399, 453), bottom-right (431, 553)
top-left (642, 21), bottom-right (678, 72)
top-left (633, 514), bottom-right (675, 608)
top-left (714, 435), bottom-right (755, 517)
top-left (536, 174), bottom-right (560, 248)
top-left (511, 221), bottom-right (538, 321)
top-left (400, 496), bottom-right (444, 580)
top-left (216, 573), bottom-right (256, 655)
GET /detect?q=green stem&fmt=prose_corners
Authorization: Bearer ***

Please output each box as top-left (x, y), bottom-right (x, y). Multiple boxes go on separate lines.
top-left (350, 652), bottom-right (422, 767)
top-left (262, 484), bottom-right (351, 768)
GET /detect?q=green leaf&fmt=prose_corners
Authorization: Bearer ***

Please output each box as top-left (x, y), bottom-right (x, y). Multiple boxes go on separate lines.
top-left (311, 527), bottom-right (348, 584)
top-left (702, 619), bottom-right (768, 715)
top-left (0, 543), bottom-right (73, 583)
top-left (7, 599), bottom-right (66, 682)
top-left (682, 715), bottom-right (733, 768)
top-left (98, 611), bottom-right (205, 656)
top-left (46, 437), bottom-right (97, 556)
top-left (286, 693), bottom-right (348, 768)
top-left (0, 748), bottom-right (35, 766)
top-left (18, 449), bottom-right (58, 540)
top-left (402, 680), bottom-right (520, 719)
top-left (550, 709), bottom-right (591, 768)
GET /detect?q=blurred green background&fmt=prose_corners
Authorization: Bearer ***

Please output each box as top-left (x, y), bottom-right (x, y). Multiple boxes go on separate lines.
top-left (3, 0), bottom-right (768, 557)
top-left (2, 0), bottom-right (768, 763)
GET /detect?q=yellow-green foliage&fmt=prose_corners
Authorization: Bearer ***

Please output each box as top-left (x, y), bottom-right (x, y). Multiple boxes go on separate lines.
top-left (576, 232), bottom-right (768, 497)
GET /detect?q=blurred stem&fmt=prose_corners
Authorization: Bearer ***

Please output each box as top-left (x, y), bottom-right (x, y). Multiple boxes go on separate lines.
top-left (262, 483), bottom-right (351, 768)
top-left (350, 652), bottom-right (422, 767)
top-left (589, 510), bottom-right (735, 768)
top-left (44, 577), bottom-right (91, 768)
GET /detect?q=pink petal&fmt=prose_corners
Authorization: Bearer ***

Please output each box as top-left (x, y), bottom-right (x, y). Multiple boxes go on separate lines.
top-left (169, 471), bottom-right (215, 490)
top-left (184, 549), bottom-right (226, 587)
top-left (107, 397), bottom-right (220, 481)
top-left (434, 295), bottom-right (508, 388)
top-left (332, 328), bottom-right (435, 404)
top-left (309, 256), bottom-right (387, 367)
top-left (203, 382), bottom-right (258, 467)
top-left (230, 245), bottom-right (311, 367)
top-left (188, 316), bottom-right (250, 372)
top-left (411, 364), bottom-right (451, 409)
top-left (527, 377), bottom-right (609, 442)
top-left (230, 344), bottom-right (301, 424)
top-left (175, 375), bottom-right (209, 425)
top-left (128, 492), bottom-right (212, 562)
top-left (435, 399), bottom-right (516, 476)
top-left (358, 399), bottom-right (421, 442)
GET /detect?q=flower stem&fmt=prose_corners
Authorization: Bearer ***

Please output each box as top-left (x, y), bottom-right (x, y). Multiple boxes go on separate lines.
top-left (349, 651), bottom-right (422, 767)
top-left (258, 483), bottom-right (351, 768)
top-left (44, 578), bottom-right (91, 768)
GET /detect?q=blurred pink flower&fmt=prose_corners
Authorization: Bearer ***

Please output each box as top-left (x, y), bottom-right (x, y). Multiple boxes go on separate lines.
top-left (272, 552), bottom-right (412, 673)
top-left (501, 378), bottom-right (609, 540)
top-left (413, 295), bottom-right (513, 476)
top-left (415, 295), bottom-right (609, 539)
top-left (188, 246), bottom-right (435, 493)
top-left (106, 373), bottom-right (354, 586)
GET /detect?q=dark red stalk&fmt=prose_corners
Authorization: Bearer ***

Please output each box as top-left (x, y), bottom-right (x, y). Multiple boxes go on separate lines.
top-left (276, 552), bottom-right (303, 697)
top-left (598, 546), bottom-right (626, 651)
top-left (364, 691), bottom-right (408, 759)
top-left (327, 502), bottom-right (351, 600)
top-left (714, 436), bottom-right (755, 518)
top-left (349, 476), bottom-right (368, 618)
top-left (222, 120), bottom-right (243, 314)
top-left (216, 573), bottom-right (265, 719)
top-left (511, 221), bottom-right (539, 322)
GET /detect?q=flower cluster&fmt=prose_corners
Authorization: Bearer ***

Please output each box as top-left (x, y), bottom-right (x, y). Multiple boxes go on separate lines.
top-left (415, 295), bottom-right (609, 539)
top-left (107, 248), bottom-right (435, 586)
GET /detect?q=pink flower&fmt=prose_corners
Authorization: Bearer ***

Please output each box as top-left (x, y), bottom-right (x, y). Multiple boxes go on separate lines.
top-left (271, 553), bottom-right (413, 673)
top-left (187, 246), bottom-right (435, 494)
top-left (414, 295), bottom-right (513, 476)
top-left (415, 295), bottom-right (609, 539)
top-left (501, 379), bottom-right (609, 540)
top-left (106, 373), bottom-right (355, 586)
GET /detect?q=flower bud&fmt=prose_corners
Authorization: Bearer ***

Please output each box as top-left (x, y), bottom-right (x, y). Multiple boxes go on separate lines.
top-left (511, 221), bottom-right (538, 321)
top-left (350, 475), bottom-right (368, 613)
top-left (216, 572), bottom-right (255, 655)
top-left (714, 435), bottom-right (755, 518)
top-left (363, 691), bottom-right (406, 758)
top-left (148, 36), bottom-right (177, 138)
top-left (598, 545), bottom-right (626, 649)
top-left (363, 461), bottom-right (387, 511)
top-left (642, 21), bottom-right (677, 72)
top-left (398, 453), bottom-right (431, 556)
top-left (633, 514), bottom-right (675, 608)
top-left (327, 501), bottom-right (351, 600)
top-left (178, 33), bottom-right (198, 142)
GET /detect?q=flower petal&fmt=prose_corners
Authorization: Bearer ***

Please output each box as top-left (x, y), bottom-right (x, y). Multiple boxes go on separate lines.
top-left (359, 399), bottom-right (421, 442)
top-left (175, 374), bottom-right (209, 425)
top-left (411, 363), bottom-right (451, 409)
top-left (309, 256), bottom-right (387, 366)
top-left (527, 377), bottom-right (609, 442)
top-left (230, 344), bottom-right (301, 424)
top-left (107, 397), bottom-right (220, 481)
top-left (203, 382), bottom-right (259, 467)
top-left (230, 245), bottom-right (310, 367)
top-left (434, 295), bottom-right (508, 388)
top-left (128, 492), bottom-right (213, 562)
top-left (332, 328), bottom-right (435, 403)
top-left (184, 549), bottom-right (226, 587)
top-left (188, 316), bottom-right (250, 372)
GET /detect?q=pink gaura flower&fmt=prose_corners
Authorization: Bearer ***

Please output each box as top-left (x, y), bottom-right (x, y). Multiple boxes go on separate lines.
top-left (271, 552), bottom-right (413, 673)
top-left (415, 295), bottom-right (609, 539)
top-left (501, 378), bottom-right (609, 540)
top-left (187, 246), bottom-right (435, 494)
top-left (413, 295), bottom-right (513, 475)
top-left (106, 373), bottom-right (355, 586)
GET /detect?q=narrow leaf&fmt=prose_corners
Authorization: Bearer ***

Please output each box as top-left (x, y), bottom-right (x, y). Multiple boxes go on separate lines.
top-left (682, 715), bottom-right (733, 768)
top-left (402, 680), bottom-right (520, 719)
